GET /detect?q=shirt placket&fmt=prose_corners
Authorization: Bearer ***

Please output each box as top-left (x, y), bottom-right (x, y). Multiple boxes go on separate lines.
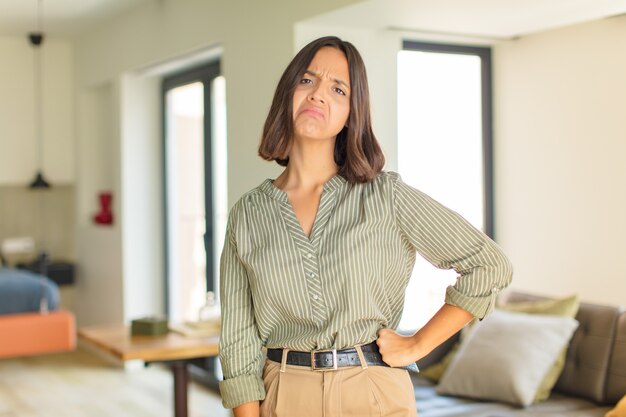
top-left (278, 188), bottom-right (337, 328)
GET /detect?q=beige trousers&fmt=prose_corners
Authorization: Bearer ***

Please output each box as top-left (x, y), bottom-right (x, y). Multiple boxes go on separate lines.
top-left (260, 346), bottom-right (418, 417)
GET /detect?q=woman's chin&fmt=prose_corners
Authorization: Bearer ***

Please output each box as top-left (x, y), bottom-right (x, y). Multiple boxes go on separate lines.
top-left (294, 126), bottom-right (342, 143)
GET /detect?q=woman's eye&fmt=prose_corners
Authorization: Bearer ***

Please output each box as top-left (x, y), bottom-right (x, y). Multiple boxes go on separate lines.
top-left (300, 78), bottom-right (312, 84)
top-left (333, 87), bottom-right (346, 96)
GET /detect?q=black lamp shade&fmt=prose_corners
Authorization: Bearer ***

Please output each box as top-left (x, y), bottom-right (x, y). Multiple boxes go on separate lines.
top-left (29, 171), bottom-right (51, 189)
top-left (29, 32), bottom-right (43, 46)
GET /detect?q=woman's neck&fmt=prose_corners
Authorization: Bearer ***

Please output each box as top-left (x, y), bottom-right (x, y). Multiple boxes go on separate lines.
top-left (274, 137), bottom-right (339, 191)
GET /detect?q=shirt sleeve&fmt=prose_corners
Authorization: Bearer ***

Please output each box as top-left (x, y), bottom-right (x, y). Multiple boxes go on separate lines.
top-left (389, 171), bottom-right (513, 320)
top-left (218, 202), bottom-right (265, 409)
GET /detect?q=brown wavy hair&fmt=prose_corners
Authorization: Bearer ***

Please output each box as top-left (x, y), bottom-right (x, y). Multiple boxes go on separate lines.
top-left (258, 36), bottom-right (385, 184)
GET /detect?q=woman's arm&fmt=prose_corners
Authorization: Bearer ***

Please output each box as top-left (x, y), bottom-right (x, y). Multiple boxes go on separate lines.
top-left (376, 303), bottom-right (473, 367)
top-left (233, 401), bottom-right (260, 417)
top-left (379, 172), bottom-right (513, 367)
top-left (389, 171), bottom-right (513, 321)
top-left (219, 204), bottom-right (266, 410)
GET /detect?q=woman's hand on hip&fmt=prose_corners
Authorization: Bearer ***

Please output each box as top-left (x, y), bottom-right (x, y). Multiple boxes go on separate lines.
top-left (376, 303), bottom-right (475, 368)
top-left (375, 328), bottom-right (424, 367)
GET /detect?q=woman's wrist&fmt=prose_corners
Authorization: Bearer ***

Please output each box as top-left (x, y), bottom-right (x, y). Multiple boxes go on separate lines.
top-left (408, 304), bottom-right (474, 362)
top-left (409, 331), bottom-right (430, 362)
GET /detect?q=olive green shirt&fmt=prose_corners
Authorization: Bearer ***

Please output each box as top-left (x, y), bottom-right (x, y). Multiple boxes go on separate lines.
top-left (218, 170), bottom-right (512, 409)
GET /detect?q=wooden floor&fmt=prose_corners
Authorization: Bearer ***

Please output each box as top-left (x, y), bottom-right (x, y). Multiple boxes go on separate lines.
top-left (0, 348), bottom-right (230, 417)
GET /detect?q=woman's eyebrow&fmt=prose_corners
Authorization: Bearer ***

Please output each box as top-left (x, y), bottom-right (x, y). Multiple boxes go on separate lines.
top-left (305, 69), bottom-right (350, 90)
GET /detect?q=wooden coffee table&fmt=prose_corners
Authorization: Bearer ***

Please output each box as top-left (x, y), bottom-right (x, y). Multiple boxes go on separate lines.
top-left (78, 324), bottom-right (220, 417)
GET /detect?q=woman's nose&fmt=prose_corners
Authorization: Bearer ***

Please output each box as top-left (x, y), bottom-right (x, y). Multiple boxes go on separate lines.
top-left (308, 85), bottom-right (326, 103)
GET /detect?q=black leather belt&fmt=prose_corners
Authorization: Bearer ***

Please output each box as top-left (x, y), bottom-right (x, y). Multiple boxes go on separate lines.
top-left (267, 341), bottom-right (395, 371)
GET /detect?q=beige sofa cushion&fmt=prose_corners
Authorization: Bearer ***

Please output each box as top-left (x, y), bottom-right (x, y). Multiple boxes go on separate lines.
top-left (502, 294), bottom-right (580, 401)
top-left (436, 309), bottom-right (579, 407)
top-left (420, 294), bottom-right (580, 403)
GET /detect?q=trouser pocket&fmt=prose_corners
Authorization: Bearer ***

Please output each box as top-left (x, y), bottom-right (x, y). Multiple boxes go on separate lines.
top-left (262, 360), bottom-right (325, 417)
top-left (364, 366), bottom-right (418, 417)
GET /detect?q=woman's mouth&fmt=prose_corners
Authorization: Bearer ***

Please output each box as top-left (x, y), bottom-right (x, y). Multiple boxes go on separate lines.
top-left (301, 107), bottom-right (325, 118)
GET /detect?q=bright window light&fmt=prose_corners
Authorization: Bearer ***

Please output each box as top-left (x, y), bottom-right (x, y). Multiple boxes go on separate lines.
top-left (397, 48), bottom-right (486, 331)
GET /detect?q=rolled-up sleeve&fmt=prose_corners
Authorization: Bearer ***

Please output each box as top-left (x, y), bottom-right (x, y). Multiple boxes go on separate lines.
top-left (390, 171), bottom-right (513, 320)
top-left (218, 205), bottom-right (265, 409)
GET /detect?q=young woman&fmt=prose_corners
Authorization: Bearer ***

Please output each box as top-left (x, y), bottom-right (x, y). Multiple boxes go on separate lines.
top-left (219, 36), bottom-right (512, 417)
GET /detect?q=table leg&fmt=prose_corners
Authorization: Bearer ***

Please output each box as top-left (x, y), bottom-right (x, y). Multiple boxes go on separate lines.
top-left (171, 361), bottom-right (188, 417)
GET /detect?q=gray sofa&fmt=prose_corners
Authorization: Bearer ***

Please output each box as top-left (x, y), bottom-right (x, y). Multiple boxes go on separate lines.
top-left (411, 292), bottom-right (626, 416)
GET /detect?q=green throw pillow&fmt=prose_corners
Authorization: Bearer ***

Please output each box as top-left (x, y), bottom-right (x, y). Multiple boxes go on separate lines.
top-left (419, 294), bottom-right (580, 402)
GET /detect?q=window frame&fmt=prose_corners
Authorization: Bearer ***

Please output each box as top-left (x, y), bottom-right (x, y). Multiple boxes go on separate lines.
top-left (161, 60), bottom-right (221, 312)
top-left (161, 61), bottom-right (222, 391)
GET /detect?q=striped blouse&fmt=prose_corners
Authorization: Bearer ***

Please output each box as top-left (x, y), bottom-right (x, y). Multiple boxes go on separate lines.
top-left (218, 170), bottom-right (512, 409)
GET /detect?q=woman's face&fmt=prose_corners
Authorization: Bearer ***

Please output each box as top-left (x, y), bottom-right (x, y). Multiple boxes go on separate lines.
top-left (292, 46), bottom-right (351, 143)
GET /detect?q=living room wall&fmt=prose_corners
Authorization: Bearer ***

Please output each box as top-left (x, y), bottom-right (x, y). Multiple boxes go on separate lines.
top-left (493, 15), bottom-right (626, 307)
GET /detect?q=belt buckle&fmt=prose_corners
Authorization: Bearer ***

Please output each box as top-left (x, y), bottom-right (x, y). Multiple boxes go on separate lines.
top-left (311, 348), bottom-right (337, 371)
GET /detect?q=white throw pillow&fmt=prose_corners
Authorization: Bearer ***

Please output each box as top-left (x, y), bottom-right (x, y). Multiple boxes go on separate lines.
top-left (436, 309), bottom-right (579, 407)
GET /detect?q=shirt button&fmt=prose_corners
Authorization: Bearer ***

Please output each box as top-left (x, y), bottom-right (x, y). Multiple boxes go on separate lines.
top-left (309, 272), bottom-right (315, 278)
top-left (312, 295), bottom-right (319, 300)
top-left (306, 253), bottom-right (313, 259)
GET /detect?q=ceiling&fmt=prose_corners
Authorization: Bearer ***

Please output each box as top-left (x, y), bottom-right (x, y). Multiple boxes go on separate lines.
top-left (0, 0), bottom-right (153, 37)
top-left (302, 0), bottom-right (626, 41)
top-left (1, 0), bottom-right (625, 39)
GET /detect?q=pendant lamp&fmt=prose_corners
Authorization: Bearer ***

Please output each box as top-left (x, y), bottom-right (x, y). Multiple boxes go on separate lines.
top-left (28, 0), bottom-right (51, 189)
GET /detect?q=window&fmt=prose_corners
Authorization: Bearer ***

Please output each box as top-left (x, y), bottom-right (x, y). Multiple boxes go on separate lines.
top-left (397, 41), bottom-right (493, 331)
top-left (162, 61), bottom-right (227, 387)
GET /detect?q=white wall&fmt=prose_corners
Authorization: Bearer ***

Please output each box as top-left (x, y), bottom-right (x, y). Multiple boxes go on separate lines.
top-left (0, 36), bottom-right (74, 184)
top-left (493, 16), bottom-right (626, 307)
top-left (75, 81), bottom-right (123, 325)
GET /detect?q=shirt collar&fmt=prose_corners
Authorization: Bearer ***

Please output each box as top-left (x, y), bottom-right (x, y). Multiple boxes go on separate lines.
top-left (324, 174), bottom-right (347, 192)
top-left (259, 174), bottom-right (347, 202)
top-left (259, 178), bottom-right (289, 203)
